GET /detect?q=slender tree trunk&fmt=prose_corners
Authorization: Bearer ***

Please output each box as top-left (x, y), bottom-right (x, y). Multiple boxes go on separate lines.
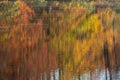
top-left (112, 18), bottom-right (118, 70)
top-left (103, 42), bottom-right (112, 80)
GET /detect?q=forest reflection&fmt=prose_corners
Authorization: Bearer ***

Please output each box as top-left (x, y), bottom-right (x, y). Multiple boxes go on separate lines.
top-left (0, 1), bottom-right (120, 80)
top-left (0, 31), bottom-right (120, 80)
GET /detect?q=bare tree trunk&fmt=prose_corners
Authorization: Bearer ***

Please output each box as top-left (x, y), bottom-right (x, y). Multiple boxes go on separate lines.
top-left (103, 42), bottom-right (112, 80)
top-left (112, 18), bottom-right (118, 70)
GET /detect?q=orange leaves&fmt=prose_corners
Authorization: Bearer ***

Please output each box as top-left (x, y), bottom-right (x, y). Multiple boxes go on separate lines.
top-left (18, 1), bottom-right (34, 24)
top-left (0, 1), bottom-right (34, 25)
top-left (9, 25), bottom-right (42, 49)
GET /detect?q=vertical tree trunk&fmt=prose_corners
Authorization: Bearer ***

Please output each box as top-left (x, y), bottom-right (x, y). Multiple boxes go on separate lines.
top-left (112, 18), bottom-right (118, 70)
top-left (103, 42), bottom-right (112, 80)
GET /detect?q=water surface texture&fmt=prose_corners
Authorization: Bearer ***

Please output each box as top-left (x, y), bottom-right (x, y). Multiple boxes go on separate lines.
top-left (0, 1), bottom-right (120, 80)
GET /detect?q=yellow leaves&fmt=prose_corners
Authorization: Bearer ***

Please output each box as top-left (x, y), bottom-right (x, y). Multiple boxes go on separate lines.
top-left (80, 14), bottom-right (99, 32)
top-left (73, 39), bottom-right (91, 67)
top-left (73, 41), bottom-right (81, 65)
top-left (90, 14), bottom-right (102, 33)
top-left (81, 40), bottom-right (90, 53)
top-left (0, 33), bottom-right (9, 42)
top-left (50, 8), bottom-right (116, 75)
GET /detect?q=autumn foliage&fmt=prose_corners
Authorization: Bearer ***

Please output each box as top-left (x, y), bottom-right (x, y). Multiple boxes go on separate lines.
top-left (0, 1), bottom-right (120, 80)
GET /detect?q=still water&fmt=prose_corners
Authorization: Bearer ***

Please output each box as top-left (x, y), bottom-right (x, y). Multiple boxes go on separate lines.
top-left (50, 68), bottom-right (120, 80)
top-left (0, 1), bottom-right (120, 80)
top-left (0, 43), bottom-right (119, 80)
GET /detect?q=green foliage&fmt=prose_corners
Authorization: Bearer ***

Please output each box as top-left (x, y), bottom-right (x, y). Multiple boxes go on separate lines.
top-left (82, 1), bottom-right (95, 13)
top-left (0, 1), bottom-right (34, 25)
top-left (25, 0), bottom-right (47, 8)
top-left (0, 1), bottom-right (20, 24)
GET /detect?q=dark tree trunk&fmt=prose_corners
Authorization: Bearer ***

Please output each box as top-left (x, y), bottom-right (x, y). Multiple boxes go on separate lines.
top-left (103, 42), bottom-right (112, 80)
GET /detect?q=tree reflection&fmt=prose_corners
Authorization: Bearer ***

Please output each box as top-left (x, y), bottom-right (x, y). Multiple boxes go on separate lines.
top-left (0, 1), bottom-right (120, 80)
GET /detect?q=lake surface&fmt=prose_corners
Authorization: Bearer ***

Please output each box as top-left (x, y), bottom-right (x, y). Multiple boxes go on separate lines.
top-left (0, 1), bottom-right (120, 80)
top-left (0, 44), bottom-right (119, 80)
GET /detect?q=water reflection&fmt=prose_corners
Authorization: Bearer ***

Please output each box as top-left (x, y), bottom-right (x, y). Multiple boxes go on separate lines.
top-left (0, 1), bottom-right (120, 80)
top-left (0, 32), bottom-right (120, 80)
top-left (50, 68), bottom-right (120, 80)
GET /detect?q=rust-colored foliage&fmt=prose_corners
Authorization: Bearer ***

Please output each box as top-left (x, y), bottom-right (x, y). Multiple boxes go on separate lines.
top-left (0, 1), bottom-right (120, 80)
